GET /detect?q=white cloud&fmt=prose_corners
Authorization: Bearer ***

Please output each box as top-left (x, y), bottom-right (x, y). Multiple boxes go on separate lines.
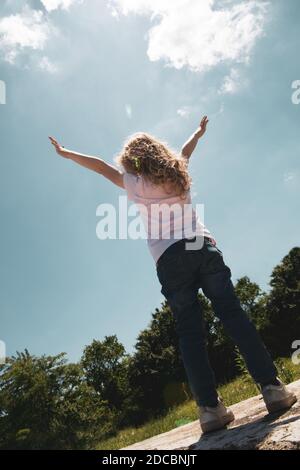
top-left (218, 68), bottom-right (244, 95)
top-left (40, 0), bottom-right (79, 12)
top-left (39, 55), bottom-right (58, 73)
top-left (109, 0), bottom-right (269, 72)
top-left (0, 80), bottom-right (6, 105)
top-left (210, 102), bottom-right (224, 117)
top-left (177, 106), bottom-right (191, 118)
top-left (107, 5), bottom-right (120, 19)
top-left (125, 104), bottom-right (132, 118)
top-left (0, 7), bottom-right (51, 64)
top-left (283, 171), bottom-right (299, 192)
top-left (284, 171), bottom-right (296, 184)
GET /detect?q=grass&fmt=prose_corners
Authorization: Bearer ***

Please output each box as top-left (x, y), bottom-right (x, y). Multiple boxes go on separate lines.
top-left (96, 357), bottom-right (300, 450)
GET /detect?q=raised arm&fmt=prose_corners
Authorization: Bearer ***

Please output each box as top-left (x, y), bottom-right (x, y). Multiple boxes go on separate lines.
top-left (181, 115), bottom-right (209, 160)
top-left (49, 136), bottom-right (124, 188)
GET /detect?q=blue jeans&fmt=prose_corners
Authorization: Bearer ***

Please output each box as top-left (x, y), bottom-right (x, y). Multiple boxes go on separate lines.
top-left (155, 236), bottom-right (278, 407)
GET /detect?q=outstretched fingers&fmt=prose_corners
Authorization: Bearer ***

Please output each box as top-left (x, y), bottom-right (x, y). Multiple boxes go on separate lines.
top-left (49, 136), bottom-right (58, 144)
top-left (49, 136), bottom-right (65, 152)
top-left (201, 116), bottom-right (209, 127)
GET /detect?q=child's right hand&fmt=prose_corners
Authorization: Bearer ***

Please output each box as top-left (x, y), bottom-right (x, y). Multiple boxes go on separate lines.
top-left (49, 136), bottom-right (68, 158)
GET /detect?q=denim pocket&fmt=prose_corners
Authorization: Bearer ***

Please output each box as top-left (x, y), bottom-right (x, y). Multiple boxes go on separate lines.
top-left (157, 252), bottom-right (179, 276)
top-left (156, 252), bottom-right (187, 289)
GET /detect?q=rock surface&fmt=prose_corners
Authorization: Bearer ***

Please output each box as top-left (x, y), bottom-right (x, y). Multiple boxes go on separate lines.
top-left (121, 379), bottom-right (300, 450)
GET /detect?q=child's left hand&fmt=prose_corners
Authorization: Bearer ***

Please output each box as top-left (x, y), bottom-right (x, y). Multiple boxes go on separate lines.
top-left (196, 116), bottom-right (209, 138)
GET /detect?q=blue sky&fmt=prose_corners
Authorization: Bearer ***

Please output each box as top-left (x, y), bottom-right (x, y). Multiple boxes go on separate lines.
top-left (0, 0), bottom-right (299, 362)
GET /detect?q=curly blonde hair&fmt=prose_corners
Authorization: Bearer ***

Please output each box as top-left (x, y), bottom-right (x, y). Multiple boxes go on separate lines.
top-left (114, 132), bottom-right (191, 198)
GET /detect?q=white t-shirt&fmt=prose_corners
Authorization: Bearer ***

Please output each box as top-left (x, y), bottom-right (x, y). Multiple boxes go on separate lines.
top-left (122, 171), bottom-right (213, 264)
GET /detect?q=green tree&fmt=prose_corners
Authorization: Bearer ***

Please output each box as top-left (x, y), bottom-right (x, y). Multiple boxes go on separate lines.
top-left (234, 276), bottom-right (269, 330)
top-left (263, 247), bottom-right (300, 356)
top-left (0, 350), bottom-right (114, 449)
top-left (81, 336), bottom-right (135, 427)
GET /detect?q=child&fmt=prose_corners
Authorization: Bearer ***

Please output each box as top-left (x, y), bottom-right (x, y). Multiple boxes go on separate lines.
top-left (49, 117), bottom-right (296, 434)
